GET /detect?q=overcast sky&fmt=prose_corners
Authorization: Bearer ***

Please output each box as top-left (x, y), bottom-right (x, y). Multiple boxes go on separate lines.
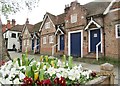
top-left (1, 0), bottom-right (95, 25)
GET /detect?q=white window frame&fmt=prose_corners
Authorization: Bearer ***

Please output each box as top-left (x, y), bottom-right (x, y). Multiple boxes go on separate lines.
top-left (43, 36), bottom-right (47, 44)
top-left (49, 35), bottom-right (54, 44)
top-left (115, 24), bottom-right (120, 38)
top-left (71, 14), bottom-right (77, 23)
top-left (45, 22), bottom-right (50, 29)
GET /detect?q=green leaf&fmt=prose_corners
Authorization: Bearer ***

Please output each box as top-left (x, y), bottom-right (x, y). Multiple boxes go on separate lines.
top-left (17, 58), bottom-right (21, 66)
top-left (26, 66), bottom-right (34, 78)
top-left (28, 58), bottom-right (34, 65)
top-left (39, 69), bottom-right (44, 81)
top-left (22, 54), bottom-right (26, 66)
top-left (32, 62), bottom-right (37, 71)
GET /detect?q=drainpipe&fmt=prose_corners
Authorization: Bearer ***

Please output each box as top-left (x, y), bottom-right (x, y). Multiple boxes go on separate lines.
top-left (102, 15), bottom-right (106, 57)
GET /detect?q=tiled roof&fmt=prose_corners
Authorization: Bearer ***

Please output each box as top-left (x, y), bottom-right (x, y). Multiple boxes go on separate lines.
top-left (33, 21), bottom-right (42, 32)
top-left (10, 24), bottom-right (24, 32)
top-left (84, 1), bottom-right (110, 17)
top-left (56, 13), bottom-right (66, 25)
top-left (24, 24), bottom-right (34, 33)
top-left (46, 12), bottom-right (57, 25)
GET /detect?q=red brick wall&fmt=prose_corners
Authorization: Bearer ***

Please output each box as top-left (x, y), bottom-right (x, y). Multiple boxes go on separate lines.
top-left (40, 16), bottom-right (57, 55)
top-left (104, 10), bottom-right (120, 58)
top-left (64, 1), bottom-right (87, 56)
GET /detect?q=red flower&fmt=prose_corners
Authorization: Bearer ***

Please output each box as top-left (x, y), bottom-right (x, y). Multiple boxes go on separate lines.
top-left (54, 77), bottom-right (66, 86)
top-left (36, 80), bottom-right (43, 85)
top-left (0, 60), bottom-right (5, 66)
top-left (54, 77), bottom-right (59, 84)
top-left (42, 79), bottom-right (51, 85)
top-left (90, 71), bottom-right (97, 77)
top-left (59, 77), bottom-right (66, 86)
top-left (23, 76), bottom-right (33, 85)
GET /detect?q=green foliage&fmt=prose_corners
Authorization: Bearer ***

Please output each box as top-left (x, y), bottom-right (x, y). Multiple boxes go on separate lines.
top-left (1, 0), bottom-right (40, 17)
top-left (26, 66), bottom-right (34, 78)
top-left (17, 58), bottom-right (21, 66)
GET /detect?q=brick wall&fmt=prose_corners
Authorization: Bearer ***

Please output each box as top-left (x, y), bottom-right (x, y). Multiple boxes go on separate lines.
top-left (40, 16), bottom-right (57, 55)
top-left (104, 10), bottom-right (120, 58)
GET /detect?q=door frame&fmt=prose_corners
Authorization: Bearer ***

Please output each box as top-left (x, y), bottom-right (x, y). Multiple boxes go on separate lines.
top-left (88, 28), bottom-right (103, 53)
top-left (68, 30), bottom-right (83, 57)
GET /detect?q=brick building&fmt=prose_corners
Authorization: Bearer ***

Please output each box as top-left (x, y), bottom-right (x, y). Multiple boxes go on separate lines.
top-left (22, 19), bottom-right (42, 53)
top-left (39, 0), bottom-right (120, 59)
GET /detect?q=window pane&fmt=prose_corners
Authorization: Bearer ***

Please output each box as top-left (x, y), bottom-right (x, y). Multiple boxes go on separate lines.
top-left (118, 26), bottom-right (120, 36)
top-left (43, 37), bottom-right (46, 44)
top-left (71, 14), bottom-right (77, 23)
top-left (11, 33), bottom-right (16, 38)
top-left (49, 35), bottom-right (54, 43)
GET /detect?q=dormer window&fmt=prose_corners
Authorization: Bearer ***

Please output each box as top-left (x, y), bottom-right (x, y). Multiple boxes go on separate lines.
top-left (45, 22), bottom-right (50, 29)
top-left (71, 14), bottom-right (77, 23)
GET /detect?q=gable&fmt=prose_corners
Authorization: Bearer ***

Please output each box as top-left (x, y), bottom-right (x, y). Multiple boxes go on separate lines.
top-left (40, 13), bottom-right (56, 35)
top-left (65, 1), bottom-right (87, 28)
top-left (22, 25), bottom-right (31, 39)
top-left (103, 0), bottom-right (119, 15)
top-left (39, 13), bottom-right (56, 32)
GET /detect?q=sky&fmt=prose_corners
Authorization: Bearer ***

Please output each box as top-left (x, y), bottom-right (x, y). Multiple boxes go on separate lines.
top-left (1, 0), bottom-right (95, 25)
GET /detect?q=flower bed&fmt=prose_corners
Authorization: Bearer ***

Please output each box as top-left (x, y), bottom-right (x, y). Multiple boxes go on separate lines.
top-left (0, 54), bottom-right (97, 85)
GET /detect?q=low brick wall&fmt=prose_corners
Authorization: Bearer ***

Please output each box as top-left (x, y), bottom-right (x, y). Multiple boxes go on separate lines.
top-left (86, 63), bottom-right (115, 85)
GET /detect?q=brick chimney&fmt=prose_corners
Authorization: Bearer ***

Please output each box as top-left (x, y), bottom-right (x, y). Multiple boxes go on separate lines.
top-left (64, 4), bottom-right (70, 14)
top-left (26, 18), bottom-right (29, 24)
top-left (12, 19), bottom-right (16, 27)
top-left (7, 20), bottom-right (10, 24)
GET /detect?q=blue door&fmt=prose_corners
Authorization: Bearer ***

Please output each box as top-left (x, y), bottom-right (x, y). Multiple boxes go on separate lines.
top-left (70, 32), bottom-right (81, 57)
top-left (60, 35), bottom-right (64, 51)
top-left (32, 39), bottom-right (34, 50)
top-left (90, 29), bottom-right (101, 52)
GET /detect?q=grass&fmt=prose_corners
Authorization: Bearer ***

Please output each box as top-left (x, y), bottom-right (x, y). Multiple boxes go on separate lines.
top-left (72, 56), bottom-right (120, 67)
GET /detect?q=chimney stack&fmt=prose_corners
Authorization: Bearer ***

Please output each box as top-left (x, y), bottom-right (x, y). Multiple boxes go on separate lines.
top-left (64, 4), bottom-right (70, 13)
top-left (12, 19), bottom-right (16, 27)
top-left (7, 20), bottom-right (10, 24)
top-left (26, 18), bottom-right (29, 24)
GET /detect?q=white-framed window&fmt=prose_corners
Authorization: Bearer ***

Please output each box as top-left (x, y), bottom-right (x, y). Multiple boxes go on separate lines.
top-left (27, 39), bottom-right (29, 45)
top-left (45, 22), bottom-right (50, 29)
top-left (71, 14), bottom-right (77, 23)
top-left (115, 24), bottom-right (120, 38)
top-left (43, 36), bottom-right (47, 44)
top-left (49, 35), bottom-right (54, 43)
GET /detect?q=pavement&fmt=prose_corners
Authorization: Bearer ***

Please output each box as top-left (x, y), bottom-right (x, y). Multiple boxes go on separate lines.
top-left (8, 51), bottom-right (119, 85)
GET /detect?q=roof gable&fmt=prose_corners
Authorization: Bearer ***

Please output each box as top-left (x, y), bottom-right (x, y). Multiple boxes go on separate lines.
top-left (39, 12), bottom-right (56, 31)
top-left (103, 0), bottom-right (119, 15)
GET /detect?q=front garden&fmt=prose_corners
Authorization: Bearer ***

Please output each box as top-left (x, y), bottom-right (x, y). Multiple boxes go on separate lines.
top-left (0, 53), bottom-right (98, 85)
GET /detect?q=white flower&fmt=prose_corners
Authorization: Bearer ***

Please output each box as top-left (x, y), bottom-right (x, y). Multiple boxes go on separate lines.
top-left (74, 70), bottom-right (80, 79)
top-left (61, 69), bottom-right (68, 78)
top-left (57, 60), bottom-right (62, 67)
top-left (68, 69), bottom-right (75, 81)
top-left (19, 72), bottom-right (25, 80)
top-left (36, 62), bottom-right (40, 67)
top-left (56, 73), bottom-right (62, 78)
top-left (47, 67), bottom-right (56, 76)
top-left (14, 61), bottom-right (19, 68)
top-left (5, 78), bottom-right (13, 84)
top-left (19, 66), bottom-right (26, 71)
top-left (13, 78), bottom-right (20, 84)
top-left (43, 65), bottom-right (46, 70)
